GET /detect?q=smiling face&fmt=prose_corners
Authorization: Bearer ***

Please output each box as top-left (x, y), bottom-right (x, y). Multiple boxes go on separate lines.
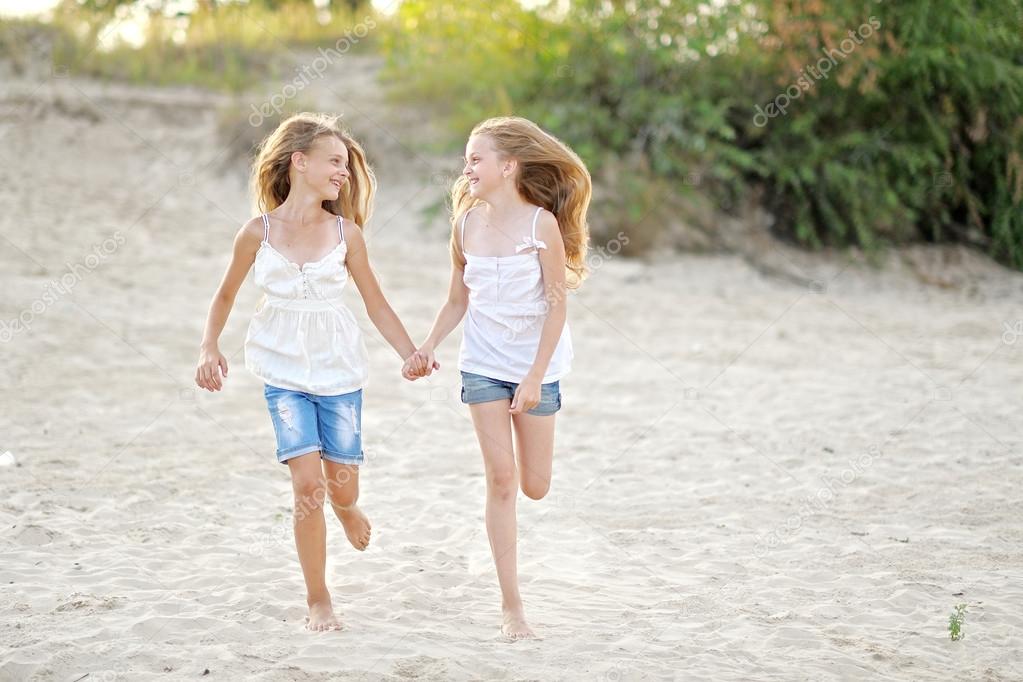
top-left (295, 134), bottom-right (350, 200)
top-left (462, 134), bottom-right (510, 199)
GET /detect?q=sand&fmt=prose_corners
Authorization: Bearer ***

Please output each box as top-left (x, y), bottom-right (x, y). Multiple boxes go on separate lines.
top-left (1, 54), bottom-right (1022, 681)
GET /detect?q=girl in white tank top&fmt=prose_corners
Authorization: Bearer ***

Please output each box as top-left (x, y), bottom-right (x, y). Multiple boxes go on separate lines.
top-left (194, 113), bottom-right (427, 632)
top-left (457, 204), bottom-right (574, 383)
top-left (404, 117), bottom-right (592, 640)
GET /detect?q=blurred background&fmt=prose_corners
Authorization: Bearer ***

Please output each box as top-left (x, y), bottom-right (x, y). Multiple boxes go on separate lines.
top-left (2, 0), bottom-right (1020, 266)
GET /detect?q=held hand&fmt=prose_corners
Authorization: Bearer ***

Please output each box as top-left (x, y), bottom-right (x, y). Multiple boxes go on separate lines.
top-left (413, 347), bottom-right (440, 378)
top-left (509, 376), bottom-right (541, 414)
top-left (401, 355), bottom-right (421, 381)
top-left (196, 345), bottom-right (228, 392)
top-left (412, 350), bottom-right (427, 377)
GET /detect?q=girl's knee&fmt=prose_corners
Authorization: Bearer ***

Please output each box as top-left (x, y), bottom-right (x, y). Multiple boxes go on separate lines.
top-left (326, 485), bottom-right (357, 508)
top-left (292, 475), bottom-right (327, 509)
top-left (324, 467), bottom-right (358, 507)
top-left (521, 479), bottom-right (550, 500)
top-left (487, 468), bottom-right (518, 500)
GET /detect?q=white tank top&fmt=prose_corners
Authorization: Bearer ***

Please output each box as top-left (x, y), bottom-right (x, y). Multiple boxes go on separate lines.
top-left (244, 213), bottom-right (369, 396)
top-left (458, 205), bottom-right (573, 384)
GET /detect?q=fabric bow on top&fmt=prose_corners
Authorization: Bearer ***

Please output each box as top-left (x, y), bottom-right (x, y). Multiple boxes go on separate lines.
top-left (515, 236), bottom-right (548, 253)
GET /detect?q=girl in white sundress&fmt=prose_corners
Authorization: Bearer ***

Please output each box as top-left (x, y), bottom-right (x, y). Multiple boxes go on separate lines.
top-left (404, 116), bottom-right (592, 640)
top-left (195, 113), bottom-right (429, 632)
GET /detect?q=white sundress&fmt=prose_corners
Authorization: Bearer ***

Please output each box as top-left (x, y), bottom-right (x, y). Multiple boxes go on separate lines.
top-left (243, 213), bottom-right (369, 396)
top-left (458, 205), bottom-right (573, 384)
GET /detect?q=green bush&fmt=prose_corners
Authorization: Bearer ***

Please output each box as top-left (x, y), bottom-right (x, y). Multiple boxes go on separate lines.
top-left (747, 1), bottom-right (1023, 263)
top-left (38, 0), bottom-right (377, 92)
top-left (380, 0), bottom-right (1023, 267)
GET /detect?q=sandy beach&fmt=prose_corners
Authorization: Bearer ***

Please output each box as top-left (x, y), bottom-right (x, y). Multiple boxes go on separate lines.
top-left (2, 55), bottom-right (1022, 680)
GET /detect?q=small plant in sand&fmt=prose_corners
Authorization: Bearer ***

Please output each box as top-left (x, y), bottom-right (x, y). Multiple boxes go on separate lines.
top-left (948, 603), bottom-right (967, 641)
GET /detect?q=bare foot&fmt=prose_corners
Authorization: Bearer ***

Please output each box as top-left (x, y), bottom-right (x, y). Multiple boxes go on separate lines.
top-left (305, 596), bottom-right (342, 632)
top-left (501, 605), bottom-right (536, 640)
top-left (333, 503), bottom-right (371, 550)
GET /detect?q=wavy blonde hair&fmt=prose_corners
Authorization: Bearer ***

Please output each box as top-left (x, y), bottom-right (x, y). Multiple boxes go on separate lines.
top-left (451, 116), bottom-right (591, 287)
top-left (250, 112), bottom-right (376, 226)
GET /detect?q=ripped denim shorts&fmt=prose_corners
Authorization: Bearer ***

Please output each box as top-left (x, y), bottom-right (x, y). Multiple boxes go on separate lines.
top-left (263, 383), bottom-right (364, 465)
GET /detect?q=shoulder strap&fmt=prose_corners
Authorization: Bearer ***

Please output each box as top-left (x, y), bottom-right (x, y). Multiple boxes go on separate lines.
top-left (460, 206), bottom-right (477, 251)
top-left (531, 206), bottom-right (543, 241)
top-left (336, 214), bottom-right (345, 244)
top-left (261, 213), bottom-right (270, 242)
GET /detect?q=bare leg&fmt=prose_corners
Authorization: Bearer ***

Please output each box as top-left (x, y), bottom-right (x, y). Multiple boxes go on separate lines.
top-left (322, 461), bottom-right (371, 550)
top-left (469, 399), bottom-right (535, 640)
top-left (512, 411), bottom-right (556, 500)
top-left (287, 452), bottom-right (342, 631)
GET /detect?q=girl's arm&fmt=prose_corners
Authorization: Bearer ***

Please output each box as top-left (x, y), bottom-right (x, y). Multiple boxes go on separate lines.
top-left (415, 229), bottom-right (471, 372)
top-left (510, 211), bottom-right (569, 414)
top-left (343, 220), bottom-right (422, 367)
top-left (196, 218), bottom-right (263, 392)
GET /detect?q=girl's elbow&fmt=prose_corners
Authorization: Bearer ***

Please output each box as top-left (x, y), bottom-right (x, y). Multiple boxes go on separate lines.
top-left (365, 302), bottom-right (390, 322)
top-left (213, 289), bottom-right (236, 307)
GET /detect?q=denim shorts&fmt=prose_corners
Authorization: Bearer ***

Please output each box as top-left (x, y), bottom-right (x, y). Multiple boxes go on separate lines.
top-left (460, 371), bottom-right (562, 416)
top-left (263, 383), bottom-right (364, 465)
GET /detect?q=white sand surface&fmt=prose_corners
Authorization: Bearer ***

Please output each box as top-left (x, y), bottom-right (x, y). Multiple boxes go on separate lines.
top-left (1, 55), bottom-right (1022, 680)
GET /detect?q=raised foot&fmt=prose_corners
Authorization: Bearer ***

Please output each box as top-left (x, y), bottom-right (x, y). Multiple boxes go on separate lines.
top-left (335, 503), bottom-right (372, 551)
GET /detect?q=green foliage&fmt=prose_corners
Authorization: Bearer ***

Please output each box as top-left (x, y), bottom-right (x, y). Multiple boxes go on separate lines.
top-left (751, 1), bottom-right (1023, 263)
top-left (379, 0), bottom-right (1023, 267)
top-left (378, 2), bottom-right (557, 143)
top-left (37, 0), bottom-right (376, 92)
top-left (948, 603), bottom-right (967, 641)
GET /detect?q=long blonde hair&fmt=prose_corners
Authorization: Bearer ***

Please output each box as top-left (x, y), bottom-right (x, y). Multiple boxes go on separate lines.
top-left (251, 112), bottom-right (376, 226)
top-left (451, 117), bottom-right (591, 287)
